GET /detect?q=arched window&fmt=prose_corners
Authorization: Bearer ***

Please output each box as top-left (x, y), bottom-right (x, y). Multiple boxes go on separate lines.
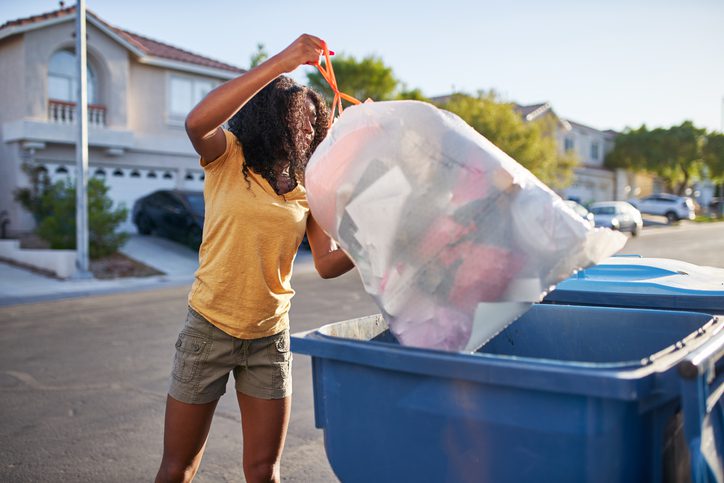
top-left (48, 50), bottom-right (97, 104)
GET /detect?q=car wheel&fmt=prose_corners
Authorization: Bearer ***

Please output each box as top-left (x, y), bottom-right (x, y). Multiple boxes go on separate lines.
top-left (665, 211), bottom-right (678, 224)
top-left (632, 224), bottom-right (641, 237)
top-left (136, 213), bottom-right (153, 235)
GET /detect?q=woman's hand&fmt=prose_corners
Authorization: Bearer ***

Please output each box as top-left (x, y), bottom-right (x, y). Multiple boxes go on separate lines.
top-left (274, 34), bottom-right (326, 73)
top-left (185, 34), bottom-right (327, 161)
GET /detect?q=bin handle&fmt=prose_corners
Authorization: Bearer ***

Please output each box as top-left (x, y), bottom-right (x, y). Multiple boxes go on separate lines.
top-left (677, 322), bottom-right (724, 483)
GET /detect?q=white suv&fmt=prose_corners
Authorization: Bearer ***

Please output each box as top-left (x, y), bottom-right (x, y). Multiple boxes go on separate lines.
top-left (629, 193), bottom-right (695, 223)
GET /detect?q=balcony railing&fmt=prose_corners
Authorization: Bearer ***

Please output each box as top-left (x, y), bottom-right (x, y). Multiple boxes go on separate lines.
top-left (48, 99), bottom-right (106, 127)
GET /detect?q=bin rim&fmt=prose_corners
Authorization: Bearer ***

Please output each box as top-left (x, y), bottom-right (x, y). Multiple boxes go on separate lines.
top-left (292, 306), bottom-right (720, 400)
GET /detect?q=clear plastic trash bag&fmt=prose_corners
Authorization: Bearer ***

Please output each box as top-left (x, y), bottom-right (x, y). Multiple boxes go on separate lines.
top-left (305, 100), bottom-right (627, 352)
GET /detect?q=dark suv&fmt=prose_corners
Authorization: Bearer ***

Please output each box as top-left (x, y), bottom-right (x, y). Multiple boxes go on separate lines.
top-left (132, 190), bottom-right (204, 249)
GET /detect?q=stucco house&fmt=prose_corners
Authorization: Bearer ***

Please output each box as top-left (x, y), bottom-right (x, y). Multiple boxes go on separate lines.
top-left (514, 102), bottom-right (662, 204)
top-left (514, 103), bottom-right (613, 203)
top-left (0, 6), bottom-right (244, 236)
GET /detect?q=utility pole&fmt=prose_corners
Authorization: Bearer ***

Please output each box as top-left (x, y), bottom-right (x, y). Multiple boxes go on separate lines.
top-left (74, 0), bottom-right (91, 278)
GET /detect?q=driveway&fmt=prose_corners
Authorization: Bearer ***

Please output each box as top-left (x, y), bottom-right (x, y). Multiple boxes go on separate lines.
top-left (119, 235), bottom-right (200, 277)
top-left (121, 234), bottom-right (315, 276)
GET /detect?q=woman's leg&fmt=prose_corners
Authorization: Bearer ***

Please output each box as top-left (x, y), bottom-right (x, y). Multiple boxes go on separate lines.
top-left (236, 391), bottom-right (291, 483)
top-left (155, 395), bottom-right (219, 483)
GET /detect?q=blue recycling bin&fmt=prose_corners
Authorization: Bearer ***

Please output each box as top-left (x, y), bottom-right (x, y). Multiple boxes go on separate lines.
top-left (292, 304), bottom-right (724, 483)
top-left (543, 256), bottom-right (724, 314)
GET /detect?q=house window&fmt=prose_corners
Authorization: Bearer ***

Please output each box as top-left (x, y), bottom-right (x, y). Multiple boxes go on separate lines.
top-left (169, 75), bottom-right (215, 120)
top-left (591, 142), bottom-right (600, 160)
top-left (564, 137), bottom-right (575, 152)
top-left (48, 50), bottom-right (97, 103)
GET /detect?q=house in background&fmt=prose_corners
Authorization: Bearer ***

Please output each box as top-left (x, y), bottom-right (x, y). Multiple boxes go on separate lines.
top-left (0, 6), bottom-right (243, 236)
top-left (515, 103), bottom-right (615, 204)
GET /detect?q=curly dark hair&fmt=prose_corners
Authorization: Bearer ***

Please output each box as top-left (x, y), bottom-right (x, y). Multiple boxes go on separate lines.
top-left (227, 76), bottom-right (330, 192)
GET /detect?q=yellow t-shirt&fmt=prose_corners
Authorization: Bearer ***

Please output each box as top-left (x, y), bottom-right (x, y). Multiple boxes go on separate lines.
top-left (188, 129), bottom-right (309, 339)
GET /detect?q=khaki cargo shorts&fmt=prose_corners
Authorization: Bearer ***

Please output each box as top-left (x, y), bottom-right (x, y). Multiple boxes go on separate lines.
top-left (168, 306), bottom-right (292, 404)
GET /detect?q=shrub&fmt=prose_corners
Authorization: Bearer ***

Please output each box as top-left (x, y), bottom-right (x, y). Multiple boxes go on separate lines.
top-left (14, 164), bottom-right (129, 259)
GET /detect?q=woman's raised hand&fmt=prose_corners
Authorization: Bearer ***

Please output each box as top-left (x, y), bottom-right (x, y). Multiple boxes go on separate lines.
top-left (275, 34), bottom-right (327, 73)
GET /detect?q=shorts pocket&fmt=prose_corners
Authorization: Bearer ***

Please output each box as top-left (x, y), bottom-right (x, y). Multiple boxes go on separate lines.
top-left (172, 331), bottom-right (209, 383)
top-left (270, 330), bottom-right (291, 363)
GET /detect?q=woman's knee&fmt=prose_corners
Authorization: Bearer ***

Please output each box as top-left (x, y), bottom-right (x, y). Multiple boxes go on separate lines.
top-left (155, 460), bottom-right (199, 483)
top-left (243, 459), bottom-right (280, 483)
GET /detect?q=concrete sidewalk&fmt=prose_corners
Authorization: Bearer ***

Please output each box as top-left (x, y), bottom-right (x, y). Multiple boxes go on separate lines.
top-left (0, 235), bottom-right (314, 306)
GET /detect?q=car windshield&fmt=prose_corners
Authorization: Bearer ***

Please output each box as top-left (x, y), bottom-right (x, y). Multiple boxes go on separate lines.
top-left (591, 206), bottom-right (615, 215)
top-left (182, 193), bottom-right (204, 216)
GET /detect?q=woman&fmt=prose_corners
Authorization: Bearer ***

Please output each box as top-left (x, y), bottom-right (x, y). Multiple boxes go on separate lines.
top-left (155, 34), bottom-right (354, 483)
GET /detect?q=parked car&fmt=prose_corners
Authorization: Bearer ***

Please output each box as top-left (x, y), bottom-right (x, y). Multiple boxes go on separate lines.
top-left (133, 190), bottom-right (204, 249)
top-left (564, 200), bottom-right (595, 228)
top-left (628, 193), bottom-right (695, 223)
top-left (589, 201), bottom-right (643, 236)
top-left (709, 197), bottom-right (723, 217)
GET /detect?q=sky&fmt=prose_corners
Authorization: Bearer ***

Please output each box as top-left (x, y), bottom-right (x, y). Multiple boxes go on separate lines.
top-left (2, 0), bottom-right (723, 133)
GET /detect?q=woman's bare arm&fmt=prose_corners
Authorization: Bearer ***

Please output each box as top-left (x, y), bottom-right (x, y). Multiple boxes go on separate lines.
top-left (185, 34), bottom-right (326, 162)
top-left (306, 214), bottom-right (355, 279)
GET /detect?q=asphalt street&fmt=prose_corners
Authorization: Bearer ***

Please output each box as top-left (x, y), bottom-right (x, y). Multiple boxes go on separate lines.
top-left (0, 270), bottom-right (378, 482)
top-left (618, 219), bottom-right (724, 267)
top-left (1, 220), bottom-right (723, 482)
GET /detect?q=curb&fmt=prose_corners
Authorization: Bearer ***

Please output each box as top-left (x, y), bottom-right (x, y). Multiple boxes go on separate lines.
top-left (0, 253), bottom-right (317, 307)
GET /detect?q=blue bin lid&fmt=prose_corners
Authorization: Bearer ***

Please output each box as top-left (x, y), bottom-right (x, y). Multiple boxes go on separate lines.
top-left (544, 256), bottom-right (724, 313)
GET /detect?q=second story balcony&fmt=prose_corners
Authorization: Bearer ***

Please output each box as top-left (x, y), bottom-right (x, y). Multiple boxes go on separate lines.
top-left (48, 99), bottom-right (106, 127)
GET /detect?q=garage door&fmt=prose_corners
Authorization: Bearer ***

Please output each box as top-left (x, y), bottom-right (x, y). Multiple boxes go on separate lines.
top-left (103, 167), bottom-right (178, 233)
top-left (182, 169), bottom-right (205, 191)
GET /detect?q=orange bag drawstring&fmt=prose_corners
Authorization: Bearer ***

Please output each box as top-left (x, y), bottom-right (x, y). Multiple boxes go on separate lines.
top-left (314, 45), bottom-right (362, 127)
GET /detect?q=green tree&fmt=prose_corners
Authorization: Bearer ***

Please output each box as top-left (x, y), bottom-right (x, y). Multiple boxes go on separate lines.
top-left (395, 85), bottom-right (429, 102)
top-left (14, 169), bottom-right (129, 259)
top-left (440, 92), bottom-right (577, 189)
top-left (249, 43), bottom-right (268, 68)
top-left (306, 53), bottom-right (398, 102)
top-left (703, 131), bottom-right (724, 181)
top-left (605, 125), bottom-right (655, 172)
top-left (606, 121), bottom-right (706, 194)
top-left (656, 121), bottom-right (705, 194)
